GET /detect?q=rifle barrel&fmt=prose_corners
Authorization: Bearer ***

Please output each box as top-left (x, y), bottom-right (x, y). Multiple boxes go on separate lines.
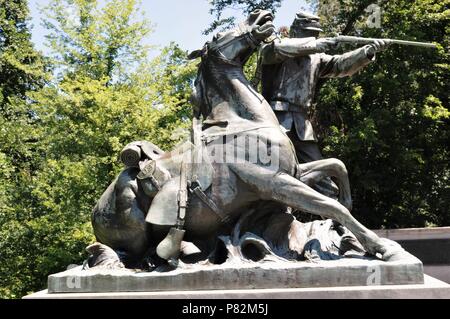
top-left (336, 35), bottom-right (436, 48)
top-left (388, 39), bottom-right (436, 48)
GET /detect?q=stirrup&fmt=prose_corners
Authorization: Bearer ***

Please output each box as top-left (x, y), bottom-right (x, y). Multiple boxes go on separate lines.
top-left (156, 227), bottom-right (186, 262)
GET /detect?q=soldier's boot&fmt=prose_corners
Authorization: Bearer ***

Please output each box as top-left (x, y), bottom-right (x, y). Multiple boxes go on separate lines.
top-left (156, 227), bottom-right (186, 267)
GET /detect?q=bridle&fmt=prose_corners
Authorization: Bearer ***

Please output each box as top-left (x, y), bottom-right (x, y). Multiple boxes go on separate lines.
top-left (204, 23), bottom-right (261, 66)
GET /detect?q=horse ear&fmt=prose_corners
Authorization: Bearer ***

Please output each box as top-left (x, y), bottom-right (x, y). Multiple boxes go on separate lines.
top-left (188, 49), bottom-right (203, 60)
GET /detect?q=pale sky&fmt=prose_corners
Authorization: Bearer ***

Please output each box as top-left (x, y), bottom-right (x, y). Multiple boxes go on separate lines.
top-left (28, 0), bottom-right (310, 57)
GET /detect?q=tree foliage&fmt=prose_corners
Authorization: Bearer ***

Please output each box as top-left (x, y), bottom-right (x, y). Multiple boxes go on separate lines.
top-left (0, 0), bottom-right (196, 298)
top-left (205, 0), bottom-right (283, 34)
top-left (0, 0), bottom-right (48, 177)
top-left (42, 0), bottom-right (152, 81)
top-left (311, 0), bottom-right (450, 228)
top-left (0, 0), bottom-right (49, 298)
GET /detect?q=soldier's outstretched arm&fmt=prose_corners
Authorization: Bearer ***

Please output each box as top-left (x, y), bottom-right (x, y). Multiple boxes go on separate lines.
top-left (318, 40), bottom-right (389, 78)
top-left (261, 37), bottom-right (332, 64)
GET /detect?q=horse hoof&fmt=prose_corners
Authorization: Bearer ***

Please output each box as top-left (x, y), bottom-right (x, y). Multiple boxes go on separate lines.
top-left (167, 258), bottom-right (179, 268)
top-left (382, 250), bottom-right (410, 262)
top-left (378, 238), bottom-right (406, 262)
top-left (86, 242), bottom-right (125, 269)
top-left (154, 259), bottom-right (184, 272)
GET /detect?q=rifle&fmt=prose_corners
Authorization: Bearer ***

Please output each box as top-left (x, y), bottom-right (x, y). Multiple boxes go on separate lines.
top-left (333, 35), bottom-right (437, 48)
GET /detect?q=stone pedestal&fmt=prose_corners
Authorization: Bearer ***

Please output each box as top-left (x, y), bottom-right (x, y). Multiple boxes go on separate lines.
top-left (24, 275), bottom-right (450, 299)
top-left (25, 250), bottom-right (450, 299)
top-left (44, 255), bottom-right (424, 294)
top-left (23, 251), bottom-right (444, 299)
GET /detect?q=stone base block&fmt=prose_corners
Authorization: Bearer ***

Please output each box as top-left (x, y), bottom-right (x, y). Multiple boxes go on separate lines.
top-left (24, 275), bottom-right (450, 299)
top-left (43, 254), bottom-right (425, 293)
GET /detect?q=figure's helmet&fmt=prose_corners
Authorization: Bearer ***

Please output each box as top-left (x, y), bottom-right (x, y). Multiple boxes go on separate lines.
top-left (289, 11), bottom-right (323, 37)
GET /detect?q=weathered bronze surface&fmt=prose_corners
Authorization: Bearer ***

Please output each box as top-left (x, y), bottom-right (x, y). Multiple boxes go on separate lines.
top-left (90, 10), bottom-right (411, 273)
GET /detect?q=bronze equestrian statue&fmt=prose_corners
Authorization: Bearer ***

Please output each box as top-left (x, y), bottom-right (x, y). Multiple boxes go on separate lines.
top-left (90, 10), bottom-right (405, 270)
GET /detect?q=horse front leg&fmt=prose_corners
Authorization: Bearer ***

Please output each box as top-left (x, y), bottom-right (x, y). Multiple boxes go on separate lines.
top-left (297, 158), bottom-right (352, 212)
top-left (249, 172), bottom-right (401, 260)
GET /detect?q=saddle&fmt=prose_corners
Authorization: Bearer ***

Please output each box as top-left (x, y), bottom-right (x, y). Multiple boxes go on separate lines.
top-left (144, 141), bottom-right (222, 226)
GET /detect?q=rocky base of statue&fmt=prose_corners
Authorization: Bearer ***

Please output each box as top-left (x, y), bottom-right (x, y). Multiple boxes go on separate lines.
top-left (42, 216), bottom-right (425, 294)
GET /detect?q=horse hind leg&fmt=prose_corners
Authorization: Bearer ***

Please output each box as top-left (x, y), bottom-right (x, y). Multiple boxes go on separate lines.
top-left (254, 172), bottom-right (402, 260)
top-left (297, 158), bottom-right (352, 212)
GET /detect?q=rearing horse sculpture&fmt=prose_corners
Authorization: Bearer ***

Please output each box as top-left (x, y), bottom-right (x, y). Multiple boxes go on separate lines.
top-left (91, 10), bottom-right (404, 269)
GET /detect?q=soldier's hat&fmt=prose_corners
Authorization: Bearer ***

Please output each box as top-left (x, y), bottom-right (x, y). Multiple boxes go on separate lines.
top-left (291, 11), bottom-right (323, 32)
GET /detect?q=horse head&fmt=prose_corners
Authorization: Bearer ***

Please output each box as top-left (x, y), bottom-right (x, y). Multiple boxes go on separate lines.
top-left (189, 10), bottom-right (275, 119)
top-left (190, 9), bottom-right (274, 64)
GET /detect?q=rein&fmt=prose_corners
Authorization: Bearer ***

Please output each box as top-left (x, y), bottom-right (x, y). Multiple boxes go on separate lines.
top-left (206, 28), bottom-right (259, 66)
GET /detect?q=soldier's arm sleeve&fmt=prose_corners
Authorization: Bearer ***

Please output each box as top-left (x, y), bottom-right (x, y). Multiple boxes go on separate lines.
top-left (318, 45), bottom-right (375, 78)
top-left (261, 37), bottom-right (322, 65)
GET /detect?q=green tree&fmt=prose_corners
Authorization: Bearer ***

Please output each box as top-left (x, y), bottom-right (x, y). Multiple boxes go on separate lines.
top-left (0, 0), bottom-right (48, 187)
top-left (311, 0), bottom-right (450, 228)
top-left (42, 0), bottom-right (151, 81)
top-left (0, 0), bottom-right (48, 298)
top-left (0, 0), bottom-right (47, 108)
top-left (0, 0), bottom-right (196, 298)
